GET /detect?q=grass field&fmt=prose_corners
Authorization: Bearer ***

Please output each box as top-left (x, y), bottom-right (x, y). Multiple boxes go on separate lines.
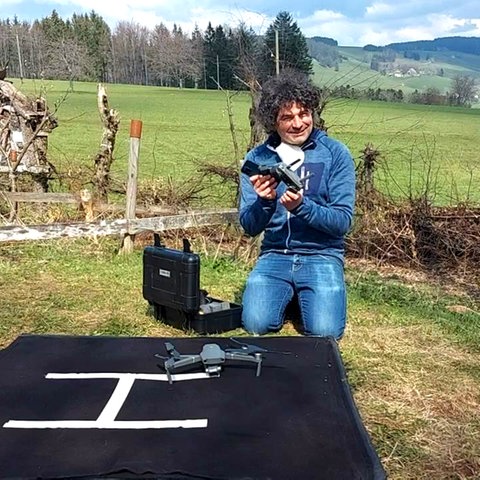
top-left (13, 77), bottom-right (480, 205)
top-left (0, 234), bottom-right (479, 479)
top-left (2, 79), bottom-right (480, 478)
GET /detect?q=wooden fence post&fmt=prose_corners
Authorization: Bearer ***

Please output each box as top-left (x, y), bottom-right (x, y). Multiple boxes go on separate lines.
top-left (120, 119), bottom-right (142, 254)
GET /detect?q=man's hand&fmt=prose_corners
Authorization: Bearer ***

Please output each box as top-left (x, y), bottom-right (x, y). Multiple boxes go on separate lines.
top-left (251, 174), bottom-right (278, 200)
top-left (280, 189), bottom-right (303, 211)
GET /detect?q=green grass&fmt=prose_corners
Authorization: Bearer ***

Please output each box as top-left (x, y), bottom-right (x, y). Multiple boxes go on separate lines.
top-left (347, 269), bottom-right (480, 352)
top-left (3, 76), bottom-right (480, 478)
top-left (11, 77), bottom-right (480, 205)
top-left (18, 79), bottom-right (251, 182)
top-left (0, 235), bottom-right (479, 478)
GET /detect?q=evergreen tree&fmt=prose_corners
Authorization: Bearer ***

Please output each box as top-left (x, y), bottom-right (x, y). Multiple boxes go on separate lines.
top-left (202, 23), bottom-right (235, 89)
top-left (203, 22), bottom-right (217, 89)
top-left (38, 10), bottom-right (89, 81)
top-left (260, 11), bottom-right (312, 80)
top-left (83, 11), bottom-right (111, 82)
top-left (213, 25), bottom-right (228, 88)
top-left (190, 24), bottom-right (204, 88)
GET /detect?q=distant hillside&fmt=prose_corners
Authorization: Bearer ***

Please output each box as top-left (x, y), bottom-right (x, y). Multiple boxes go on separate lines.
top-left (308, 36), bottom-right (480, 98)
top-left (309, 36), bottom-right (338, 47)
top-left (307, 37), bottom-right (340, 68)
top-left (385, 37), bottom-right (480, 56)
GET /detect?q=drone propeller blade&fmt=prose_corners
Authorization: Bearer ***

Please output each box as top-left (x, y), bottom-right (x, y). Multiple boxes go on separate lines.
top-left (165, 342), bottom-right (181, 360)
top-left (300, 172), bottom-right (315, 184)
top-left (226, 338), bottom-right (268, 354)
top-left (227, 337), bottom-right (291, 355)
top-left (289, 158), bottom-right (302, 169)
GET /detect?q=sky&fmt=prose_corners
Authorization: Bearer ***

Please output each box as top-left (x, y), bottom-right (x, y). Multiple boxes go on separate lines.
top-left (1, 0), bottom-right (479, 47)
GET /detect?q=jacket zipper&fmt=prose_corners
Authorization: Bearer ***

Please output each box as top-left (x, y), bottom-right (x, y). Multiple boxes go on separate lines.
top-left (285, 211), bottom-right (291, 252)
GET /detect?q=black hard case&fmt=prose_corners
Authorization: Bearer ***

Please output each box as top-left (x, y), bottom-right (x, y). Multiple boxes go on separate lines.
top-left (143, 245), bottom-right (201, 313)
top-left (142, 245), bottom-right (242, 334)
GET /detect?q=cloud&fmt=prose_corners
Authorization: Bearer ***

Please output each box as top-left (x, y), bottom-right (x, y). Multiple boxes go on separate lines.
top-left (365, 2), bottom-right (396, 18)
top-left (427, 13), bottom-right (480, 37)
top-left (28, 1), bottom-right (272, 34)
top-left (1, 0), bottom-right (479, 47)
top-left (299, 9), bottom-right (352, 42)
top-left (309, 9), bottom-right (345, 22)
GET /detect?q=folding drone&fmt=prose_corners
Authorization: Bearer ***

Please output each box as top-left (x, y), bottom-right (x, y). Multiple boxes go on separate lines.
top-left (155, 339), bottom-right (279, 384)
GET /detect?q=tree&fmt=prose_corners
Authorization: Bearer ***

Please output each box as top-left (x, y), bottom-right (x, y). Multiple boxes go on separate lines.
top-left (230, 23), bottom-right (260, 89)
top-left (202, 23), bottom-right (217, 89)
top-left (168, 24), bottom-right (202, 88)
top-left (449, 75), bottom-right (476, 107)
top-left (148, 23), bottom-right (201, 88)
top-left (38, 10), bottom-right (91, 81)
top-left (260, 11), bottom-right (312, 79)
top-left (71, 11), bottom-right (111, 82)
top-left (111, 21), bottom-right (149, 85)
top-left (148, 23), bottom-right (170, 85)
top-left (203, 23), bottom-right (236, 89)
top-left (190, 25), bottom-right (204, 88)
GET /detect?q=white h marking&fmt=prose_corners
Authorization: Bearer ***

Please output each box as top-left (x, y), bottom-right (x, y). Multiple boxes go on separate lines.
top-left (3, 372), bottom-right (209, 429)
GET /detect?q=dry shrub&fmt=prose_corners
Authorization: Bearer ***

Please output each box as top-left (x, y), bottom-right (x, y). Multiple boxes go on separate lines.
top-left (348, 192), bottom-right (480, 280)
top-left (55, 164), bottom-right (93, 193)
top-left (348, 192), bottom-right (417, 264)
top-left (136, 176), bottom-right (208, 211)
top-left (195, 160), bottom-right (239, 207)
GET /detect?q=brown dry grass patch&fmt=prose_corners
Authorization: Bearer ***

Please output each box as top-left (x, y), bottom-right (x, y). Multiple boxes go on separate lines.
top-left (344, 321), bottom-right (480, 479)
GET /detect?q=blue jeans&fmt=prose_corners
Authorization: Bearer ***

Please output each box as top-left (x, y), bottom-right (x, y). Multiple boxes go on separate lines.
top-left (241, 252), bottom-right (346, 338)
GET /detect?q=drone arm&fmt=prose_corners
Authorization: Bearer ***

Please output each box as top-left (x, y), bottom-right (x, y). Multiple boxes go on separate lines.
top-left (225, 352), bottom-right (263, 376)
top-left (165, 355), bottom-right (202, 373)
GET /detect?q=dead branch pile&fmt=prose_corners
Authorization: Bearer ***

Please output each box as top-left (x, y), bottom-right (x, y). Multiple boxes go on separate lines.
top-left (347, 196), bottom-right (480, 275)
top-left (0, 80), bottom-right (58, 191)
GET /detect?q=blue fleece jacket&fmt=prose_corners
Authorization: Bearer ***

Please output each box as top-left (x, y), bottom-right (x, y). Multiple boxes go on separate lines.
top-left (239, 128), bottom-right (356, 261)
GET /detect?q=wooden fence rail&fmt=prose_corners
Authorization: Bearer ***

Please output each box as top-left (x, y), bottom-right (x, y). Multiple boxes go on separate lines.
top-left (3, 192), bottom-right (79, 204)
top-left (1, 191), bottom-right (178, 217)
top-left (0, 209), bottom-right (239, 243)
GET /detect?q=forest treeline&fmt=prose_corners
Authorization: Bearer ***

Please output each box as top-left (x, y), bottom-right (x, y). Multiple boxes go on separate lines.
top-left (0, 10), bottom-right (312, 89)
top-left (385, 36), bottom-right (480, 55)
top-left (0, 9), bottom-right (477, 106)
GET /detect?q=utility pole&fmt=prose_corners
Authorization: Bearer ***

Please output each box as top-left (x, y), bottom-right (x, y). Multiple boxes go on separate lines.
top-left (216, 54), bottom-right (220, 89)
top-left (275, 29), bottom-right (280, 75)
top-left (143, 49), bottom-right (148, 85)
top-left (203, 59), bottom-right (207, 89)
top-left (16, 34), bottom-right (24, 81)
top-left (111, 39), bottom-right (117, 84)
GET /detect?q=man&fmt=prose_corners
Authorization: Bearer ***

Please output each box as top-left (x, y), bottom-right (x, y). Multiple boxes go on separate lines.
top-left (239, 71), bottom-right (355, 339)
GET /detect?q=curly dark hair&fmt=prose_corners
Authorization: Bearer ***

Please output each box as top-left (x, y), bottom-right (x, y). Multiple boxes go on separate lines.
top-left (256, 70), bottom-right (321, 134)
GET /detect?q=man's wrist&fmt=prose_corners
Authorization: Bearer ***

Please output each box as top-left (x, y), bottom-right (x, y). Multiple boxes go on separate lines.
top-left (258, 196), bottom-right (276, 205)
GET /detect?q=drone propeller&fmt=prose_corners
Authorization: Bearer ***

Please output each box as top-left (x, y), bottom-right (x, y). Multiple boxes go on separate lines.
top-left (165, 341), bottom-right (182, 360)
top-left (153, 341), bottom-right (183, 363)
top-left (226, 338), bottom-right (291, 356)
top-left (225, 338), bottom-right (268, 355)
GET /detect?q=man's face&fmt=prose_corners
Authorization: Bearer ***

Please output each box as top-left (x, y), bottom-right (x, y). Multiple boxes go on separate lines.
top-left (275, 102), bottom-right (313, 146)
